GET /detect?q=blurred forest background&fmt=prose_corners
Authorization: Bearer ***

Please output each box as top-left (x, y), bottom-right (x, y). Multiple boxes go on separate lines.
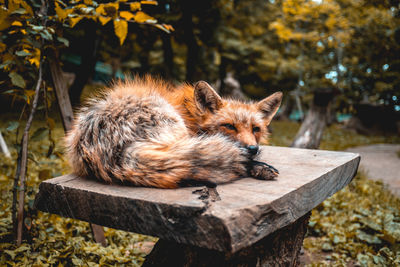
top-left (1, 0), bottom-right (400, 266)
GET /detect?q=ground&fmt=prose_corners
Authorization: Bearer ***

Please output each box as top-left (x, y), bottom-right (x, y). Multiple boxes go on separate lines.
top-left (1, 119), bottom-right (400, 266)
top-left (347, 144), bottom-right (400, 197)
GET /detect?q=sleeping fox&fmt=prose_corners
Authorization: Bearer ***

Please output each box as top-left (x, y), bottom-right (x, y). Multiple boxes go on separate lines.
top-left (65, 76), bottom-right (282, 188)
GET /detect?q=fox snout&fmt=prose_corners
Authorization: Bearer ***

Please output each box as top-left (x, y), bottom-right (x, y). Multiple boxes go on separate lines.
top-left (246, 145), bottom-right (259, 157)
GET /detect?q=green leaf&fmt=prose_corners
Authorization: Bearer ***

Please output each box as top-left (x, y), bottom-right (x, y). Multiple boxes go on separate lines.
top-left (31, 127), bottom-right (49, 141)
top-left (11, 8), bottom-right (26, 15)
top-left (6, 121), bottom-right (19, 131)
top-left (9, 72), bottom-right (26, 88)
top-left (31, 25), bottom-right (44, 31)
top-left (39, 30), bottom-right (53, 41)
top-left (57, 36), bottom-right (69, 47)
top-left (15, 50), bottom-right (31, 57)
top-left (0, 60), bottom-right (13, 68)
top-left (2, 89), bottom-right (15, 95)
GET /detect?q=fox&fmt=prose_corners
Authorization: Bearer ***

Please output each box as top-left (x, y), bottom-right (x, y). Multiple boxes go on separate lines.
top-left (65, 75), bottom-right (283, 188)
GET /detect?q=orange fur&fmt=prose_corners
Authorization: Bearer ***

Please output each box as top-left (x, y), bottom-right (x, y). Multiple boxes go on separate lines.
top-left (65, 76), bottom-right (282, 188)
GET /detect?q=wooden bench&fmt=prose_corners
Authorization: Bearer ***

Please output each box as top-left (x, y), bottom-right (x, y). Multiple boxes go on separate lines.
top-left (34, 146), bottom-right (360, 266)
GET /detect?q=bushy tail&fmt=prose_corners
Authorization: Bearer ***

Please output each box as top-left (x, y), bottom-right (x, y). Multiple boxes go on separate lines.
top-left (120, 133), bottom-right (250, 188)
top-left (67, 126), bottom-right (250, 188)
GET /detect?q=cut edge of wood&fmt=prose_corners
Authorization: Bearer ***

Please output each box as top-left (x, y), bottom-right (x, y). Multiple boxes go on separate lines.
top-left (228, 153), bottom-right (360, 252)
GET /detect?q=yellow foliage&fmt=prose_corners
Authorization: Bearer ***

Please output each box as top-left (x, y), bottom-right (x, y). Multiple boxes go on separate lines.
top-left (0, 9), bottom-right (11, 30)
top-left (96, 2), bottom-right (119, 18)
top-left (141, 0), bottom-right (158, 5)
top-left (103, 2), bottom-right (119, 18)
top-left (20, 0), bottom-right (33, 15)
top-left (134, 11), bottom-right (156, 23)
top-left (130, 2), bottom-right (141, 11)
top-left (119, 11), bottom-right (135, 21)
top-left (69, 16), bottom-right (83, 28)
top-left (269, 20), bottom-right (293, 42)
top-left (28, 48), bottom-right (41, 68)
top-left (0, 43), bottom-right (6, 53)
top-left (7, 0), bottom-right (20, 13)
top-left (11, 21), bottom-right (23, 27)
top-left (55, 3), bottom-right (71, 21)
top-left (114, 19), bottom-right (128, 45)
top-left (98, 16), bottom-right (111, 26)
top-left (24, 90), bottom-right (35, 104)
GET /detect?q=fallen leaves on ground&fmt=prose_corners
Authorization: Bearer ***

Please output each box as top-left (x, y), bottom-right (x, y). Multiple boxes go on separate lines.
top-left (0, 119), bottom-right (399, 266)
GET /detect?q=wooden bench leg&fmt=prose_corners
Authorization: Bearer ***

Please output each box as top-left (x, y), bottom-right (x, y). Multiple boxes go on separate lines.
top-left (143, 212), bottom-right (311, 267)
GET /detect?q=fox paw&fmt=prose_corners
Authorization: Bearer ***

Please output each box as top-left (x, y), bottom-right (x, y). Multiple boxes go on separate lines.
top-left (249, 160), bottom-right (279, 180)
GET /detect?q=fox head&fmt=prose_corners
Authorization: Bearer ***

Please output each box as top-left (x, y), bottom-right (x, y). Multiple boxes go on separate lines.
top-left (193, 81), bottom-right (282, 156)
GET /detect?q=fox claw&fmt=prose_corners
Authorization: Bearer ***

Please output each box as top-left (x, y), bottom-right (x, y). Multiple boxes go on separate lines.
top-left (249, 160), bottom-right (279, 180)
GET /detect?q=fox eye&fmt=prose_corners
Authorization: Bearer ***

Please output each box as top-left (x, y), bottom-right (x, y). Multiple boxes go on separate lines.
top-left (221, 123), bottom-right (236, 131)
top-left (253, 126), bottom-right (261, 133)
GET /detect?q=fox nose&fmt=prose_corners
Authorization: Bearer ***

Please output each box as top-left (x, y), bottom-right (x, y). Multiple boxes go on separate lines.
top-left (247, 145), bottom-right (259, 156)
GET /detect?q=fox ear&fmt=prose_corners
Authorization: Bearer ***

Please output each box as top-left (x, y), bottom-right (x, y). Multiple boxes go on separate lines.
top-left (194, 81), bottom-right (223, 113)
top-left (258, 92), bottom-right (283, 123)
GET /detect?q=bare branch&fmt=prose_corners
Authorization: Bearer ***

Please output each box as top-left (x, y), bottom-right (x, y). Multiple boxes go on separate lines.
top-left (15, 58), bottom-right (44, 245)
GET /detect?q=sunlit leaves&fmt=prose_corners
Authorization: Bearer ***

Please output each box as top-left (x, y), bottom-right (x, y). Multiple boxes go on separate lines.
top-left (69, 16), bottom-right (83, 27)
top-left (119, 11), bottom-right (135, 21)
top-left (133, 11), bottom-right (156, 23)
top-left (98, 16), bottom-right (112, 26)
top-left (114, 19), bottom-right (128, 45)
top-left (54, 3), bottom-right (70, 21)
top-left (50, 0), bottom-right (172, 44)
top-left (130, 2), bottom-right (141, 11)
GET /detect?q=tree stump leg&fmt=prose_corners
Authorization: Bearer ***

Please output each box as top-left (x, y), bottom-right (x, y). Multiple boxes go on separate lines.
top-left (143, 212), bottom-right (311, 267)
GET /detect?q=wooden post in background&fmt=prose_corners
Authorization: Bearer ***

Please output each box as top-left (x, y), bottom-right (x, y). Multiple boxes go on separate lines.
top-left (47, 49), bottom-right (107, 247)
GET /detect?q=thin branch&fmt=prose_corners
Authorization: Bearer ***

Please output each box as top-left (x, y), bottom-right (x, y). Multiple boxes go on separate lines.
top-left (15, 58), bottom-right (44, 245)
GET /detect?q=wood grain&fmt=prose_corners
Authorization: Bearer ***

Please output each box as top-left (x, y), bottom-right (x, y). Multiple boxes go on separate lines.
top-left (34, 146), bottom-right (360, 253)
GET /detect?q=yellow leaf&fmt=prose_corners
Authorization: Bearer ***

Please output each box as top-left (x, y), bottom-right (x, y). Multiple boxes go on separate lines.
top-left (55, 3), bottom-right (68, 21)
top-left (84, 0), bottom-right (93, 5)
top-left (114, 19), bottom-right (128, 45)
top-left (98, 16), bottom-right (111, 26)
top-left (0, 9), bottom-right (11, 31)
top-left (25, 90), bottom-right (35, 104)
top-left (28, 48), bottom-right (41, 68)
top-left (134, 11), bottom-right (156, 23)
top-left (20, 1), bottom-right (33, 15)
top-left (70, 16), bottom-right (83, 28)
top-left (8, 0), bottom-right (20, 13)
top-left (103, 2), bottom-right (119, 17)
top-left (119, 11), bottom-right (135, 21)
top-left (0, 43), bottom-right (6, 53)
top-left (11, 21), bottom-right (22, 27)
top-left (141, 1), bottom-right (158, 5)
top-left (95, 4), bottom-right (105, 15)
top-left (164, 24), bottom-right (174, 31)
top-left (130, 2), bottom-right (141, 11)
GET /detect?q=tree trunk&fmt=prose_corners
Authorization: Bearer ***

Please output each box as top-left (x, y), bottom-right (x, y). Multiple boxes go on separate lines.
top-left (291, 89), bottom-right (334, 149)
top-left (68, 21), bottom-right (100, 107)
top-left (218, 56), bottom-right (228, 96)
top-left (161, 32), bottom-right (174, 78)
top-left (182, 1), bottom-right (199, 82)
top-left (275, 95), bottom-right (294, 121)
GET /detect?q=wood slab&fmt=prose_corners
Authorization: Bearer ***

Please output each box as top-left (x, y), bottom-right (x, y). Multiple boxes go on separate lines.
top-left (34, 146), bottom-right (360, 253)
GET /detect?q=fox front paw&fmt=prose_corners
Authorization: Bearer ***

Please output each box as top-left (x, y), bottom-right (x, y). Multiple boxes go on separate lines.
top-left (248, 160), bottom-right (279, 180)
